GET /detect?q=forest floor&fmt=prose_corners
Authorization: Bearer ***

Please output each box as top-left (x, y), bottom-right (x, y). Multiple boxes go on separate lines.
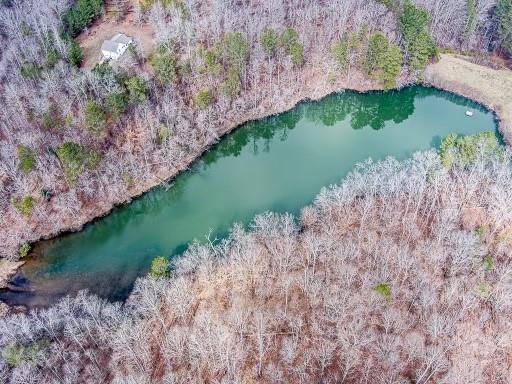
top-left (425, 54), bottom-right (512, 141)
top-left (76, 2), bottom-right (155, 69)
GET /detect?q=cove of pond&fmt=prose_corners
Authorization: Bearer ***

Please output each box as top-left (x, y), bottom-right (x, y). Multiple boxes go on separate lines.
top-left (1, 86), bottom-right (498, 308)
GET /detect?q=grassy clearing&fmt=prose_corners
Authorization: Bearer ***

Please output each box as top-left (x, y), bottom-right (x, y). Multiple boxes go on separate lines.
top-left (425, 54), bottom-right (512, 142)
top-left (76, 1), bottom-right (155, 69)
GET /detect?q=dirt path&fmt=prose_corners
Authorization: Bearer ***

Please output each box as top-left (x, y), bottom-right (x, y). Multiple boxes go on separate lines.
top-left (425, 54), bottom-right (512, 142)
top-left (76, 2), bottom-right (155, 69)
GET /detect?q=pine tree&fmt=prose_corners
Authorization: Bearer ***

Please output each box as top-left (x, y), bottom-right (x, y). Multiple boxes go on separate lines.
top-left (261, 27), bottom-right (278, 57)
top-left (464, 0), bottom-right (477, 40)
top-left (280, 28), bottom-right (304, 67)
top-left (365, 33), bottom-right (403, 89)
top-left (381, 45), bottom-right (403, 89)
top-left (150, 47), bottom-right (179, 84)
top-left (17, 145), bottom-right (36, 174)
top-left (495, 0), bottom-right (512, 57)
top-left (331, 40), bottom-right (349, 71)
top-left (67, 40), bottom-right (83, 67)
top-left (365, 33), bottom-right (389, 75)
top-left (222, 32), bottom-right (250, 72)
top-left (85, 100), bottom-right (107, 136)
top-left (399, 1), bottom-right (438, 71)
top-left (64, 0), bottom-right (104, 37)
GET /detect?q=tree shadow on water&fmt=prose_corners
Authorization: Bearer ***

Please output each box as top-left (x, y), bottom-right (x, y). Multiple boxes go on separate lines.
top-left (303, 87), bottom-right (418, 130)
top-left (350, 87), bottom-right (417, 130)
top-left (202, 106), bottom-right (304, 169)
top-left (201, 87), bottom-right (421, 171)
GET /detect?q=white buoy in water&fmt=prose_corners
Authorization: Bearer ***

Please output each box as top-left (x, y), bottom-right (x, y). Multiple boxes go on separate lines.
top-left (466, 110), bottom-right (474, 117)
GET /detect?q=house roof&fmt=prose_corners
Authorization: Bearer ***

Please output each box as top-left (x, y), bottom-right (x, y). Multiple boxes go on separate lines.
top-left (101, 33), bottom-right (133, 54)
top-left (112, 33), bottom-right (132, 45)
top-left (101, 40), bottom-right (120, 53)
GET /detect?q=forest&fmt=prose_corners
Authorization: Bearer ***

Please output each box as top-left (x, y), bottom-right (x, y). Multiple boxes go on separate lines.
top-left (0, 0), bottom-right (510, 259)
top-left (1, 137), bottom-right (511, 383)
top-left (1, 0), bottom-right (512, 382)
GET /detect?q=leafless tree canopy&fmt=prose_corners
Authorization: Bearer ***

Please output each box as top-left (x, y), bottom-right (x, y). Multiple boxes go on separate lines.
top-left (1, 148), bottom-right (512, 383)
top-left (0, 0), bottom-right (499, 257)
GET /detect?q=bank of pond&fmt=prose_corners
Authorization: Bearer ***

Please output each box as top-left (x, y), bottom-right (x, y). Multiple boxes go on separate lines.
top-left (1, 86), bottom-right (499, 308)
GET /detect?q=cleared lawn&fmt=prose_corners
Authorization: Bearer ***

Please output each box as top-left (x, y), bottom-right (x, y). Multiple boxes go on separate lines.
top-left (76, 5), bottom-right (155, 69)
top-left (425, 54), bottom-right (512, 142)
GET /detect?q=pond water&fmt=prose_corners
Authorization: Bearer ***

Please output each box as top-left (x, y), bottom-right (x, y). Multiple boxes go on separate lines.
top-left (1, 86), bottom-right (498, 308)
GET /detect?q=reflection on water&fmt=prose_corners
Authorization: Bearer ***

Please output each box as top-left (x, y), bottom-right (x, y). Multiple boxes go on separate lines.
top-left (0, 86), bottom-right (497, 308)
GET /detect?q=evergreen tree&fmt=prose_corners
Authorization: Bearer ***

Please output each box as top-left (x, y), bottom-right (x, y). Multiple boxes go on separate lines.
top-left (289, 40), bottom-right (304, 66)
top-left (200, 48), bottom-right (222, 76)
top-left (194, 89), bottom-right (214, 109)
top-left (67, 40), bottom-right (83, 67)
top-left (54, 142), bottom-right (102, 183)
top-left (46, 49), bottom-right (59, 69)
top-left (464, 0), bottom-right (477, 40)
top-left (126, 76), bottom-right (149, 104)
top-left (365, 33), bottom-right (389, 75)
top-left (85, 100), bottom-right (107, 136)
top-left (280, 28), bottom-right (299, 50)
top-left (331, 40), bottom-right (349, 71)
top-left (380, 45), bottom-right (403, 89)
top-left (365, 33), bottom-right (403, 89)
top-left (12, 196), bottom-right (36, 217)
top-left (495, 0), bottom-right (512, 57)
top-left (149, 256), bottom-right (169, 278)
top-left (376, 0), bottom-right (397, 11)
top-left (150, 47), bottom-right (179, 84)
top-left (20, 63), bottom-right (41, 79)
top-left (260, 27), bottom-right (279, 57)
top-left (17, 145), bottom-right (36, 174)
top-left (399, 1), bottom-right (438, 71)
top-left (63, 0), bottom-right (104, 37)
top-left (222, 67), bottom-right (241, 98)
top-left (56, 142), bottom-right (86, 183)
top-left (222, 32), bottom-right (250, 72)
top-left (106, 92), bottom-right (128, 119)
top-left (280, 28), bottom-right (305, 67)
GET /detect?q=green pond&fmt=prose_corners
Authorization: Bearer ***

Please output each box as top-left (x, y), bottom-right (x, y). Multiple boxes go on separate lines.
top-left (2, 86), bottom-right (498, 307)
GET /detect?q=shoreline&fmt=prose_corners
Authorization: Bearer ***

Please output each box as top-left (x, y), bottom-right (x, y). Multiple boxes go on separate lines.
top-left (1, 54), bottom-right (510, 292)
top-left (0, 260), bottom-right (24, 292)
top-left (1, 74), bottom-right (384, 290)
top-left (424, 54), bottom-right (512, 142)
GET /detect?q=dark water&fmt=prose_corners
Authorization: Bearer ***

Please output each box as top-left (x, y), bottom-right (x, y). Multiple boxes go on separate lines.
top-left (1, 86), bottom-right (498, 307)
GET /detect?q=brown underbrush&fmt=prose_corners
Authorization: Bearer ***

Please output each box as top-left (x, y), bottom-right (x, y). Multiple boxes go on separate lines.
top-left (1, 149), bottom-right (511, 383)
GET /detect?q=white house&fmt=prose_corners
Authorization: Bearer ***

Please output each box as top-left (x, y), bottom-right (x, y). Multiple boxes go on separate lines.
top-left (101, 33), bottom-right (133, 61)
